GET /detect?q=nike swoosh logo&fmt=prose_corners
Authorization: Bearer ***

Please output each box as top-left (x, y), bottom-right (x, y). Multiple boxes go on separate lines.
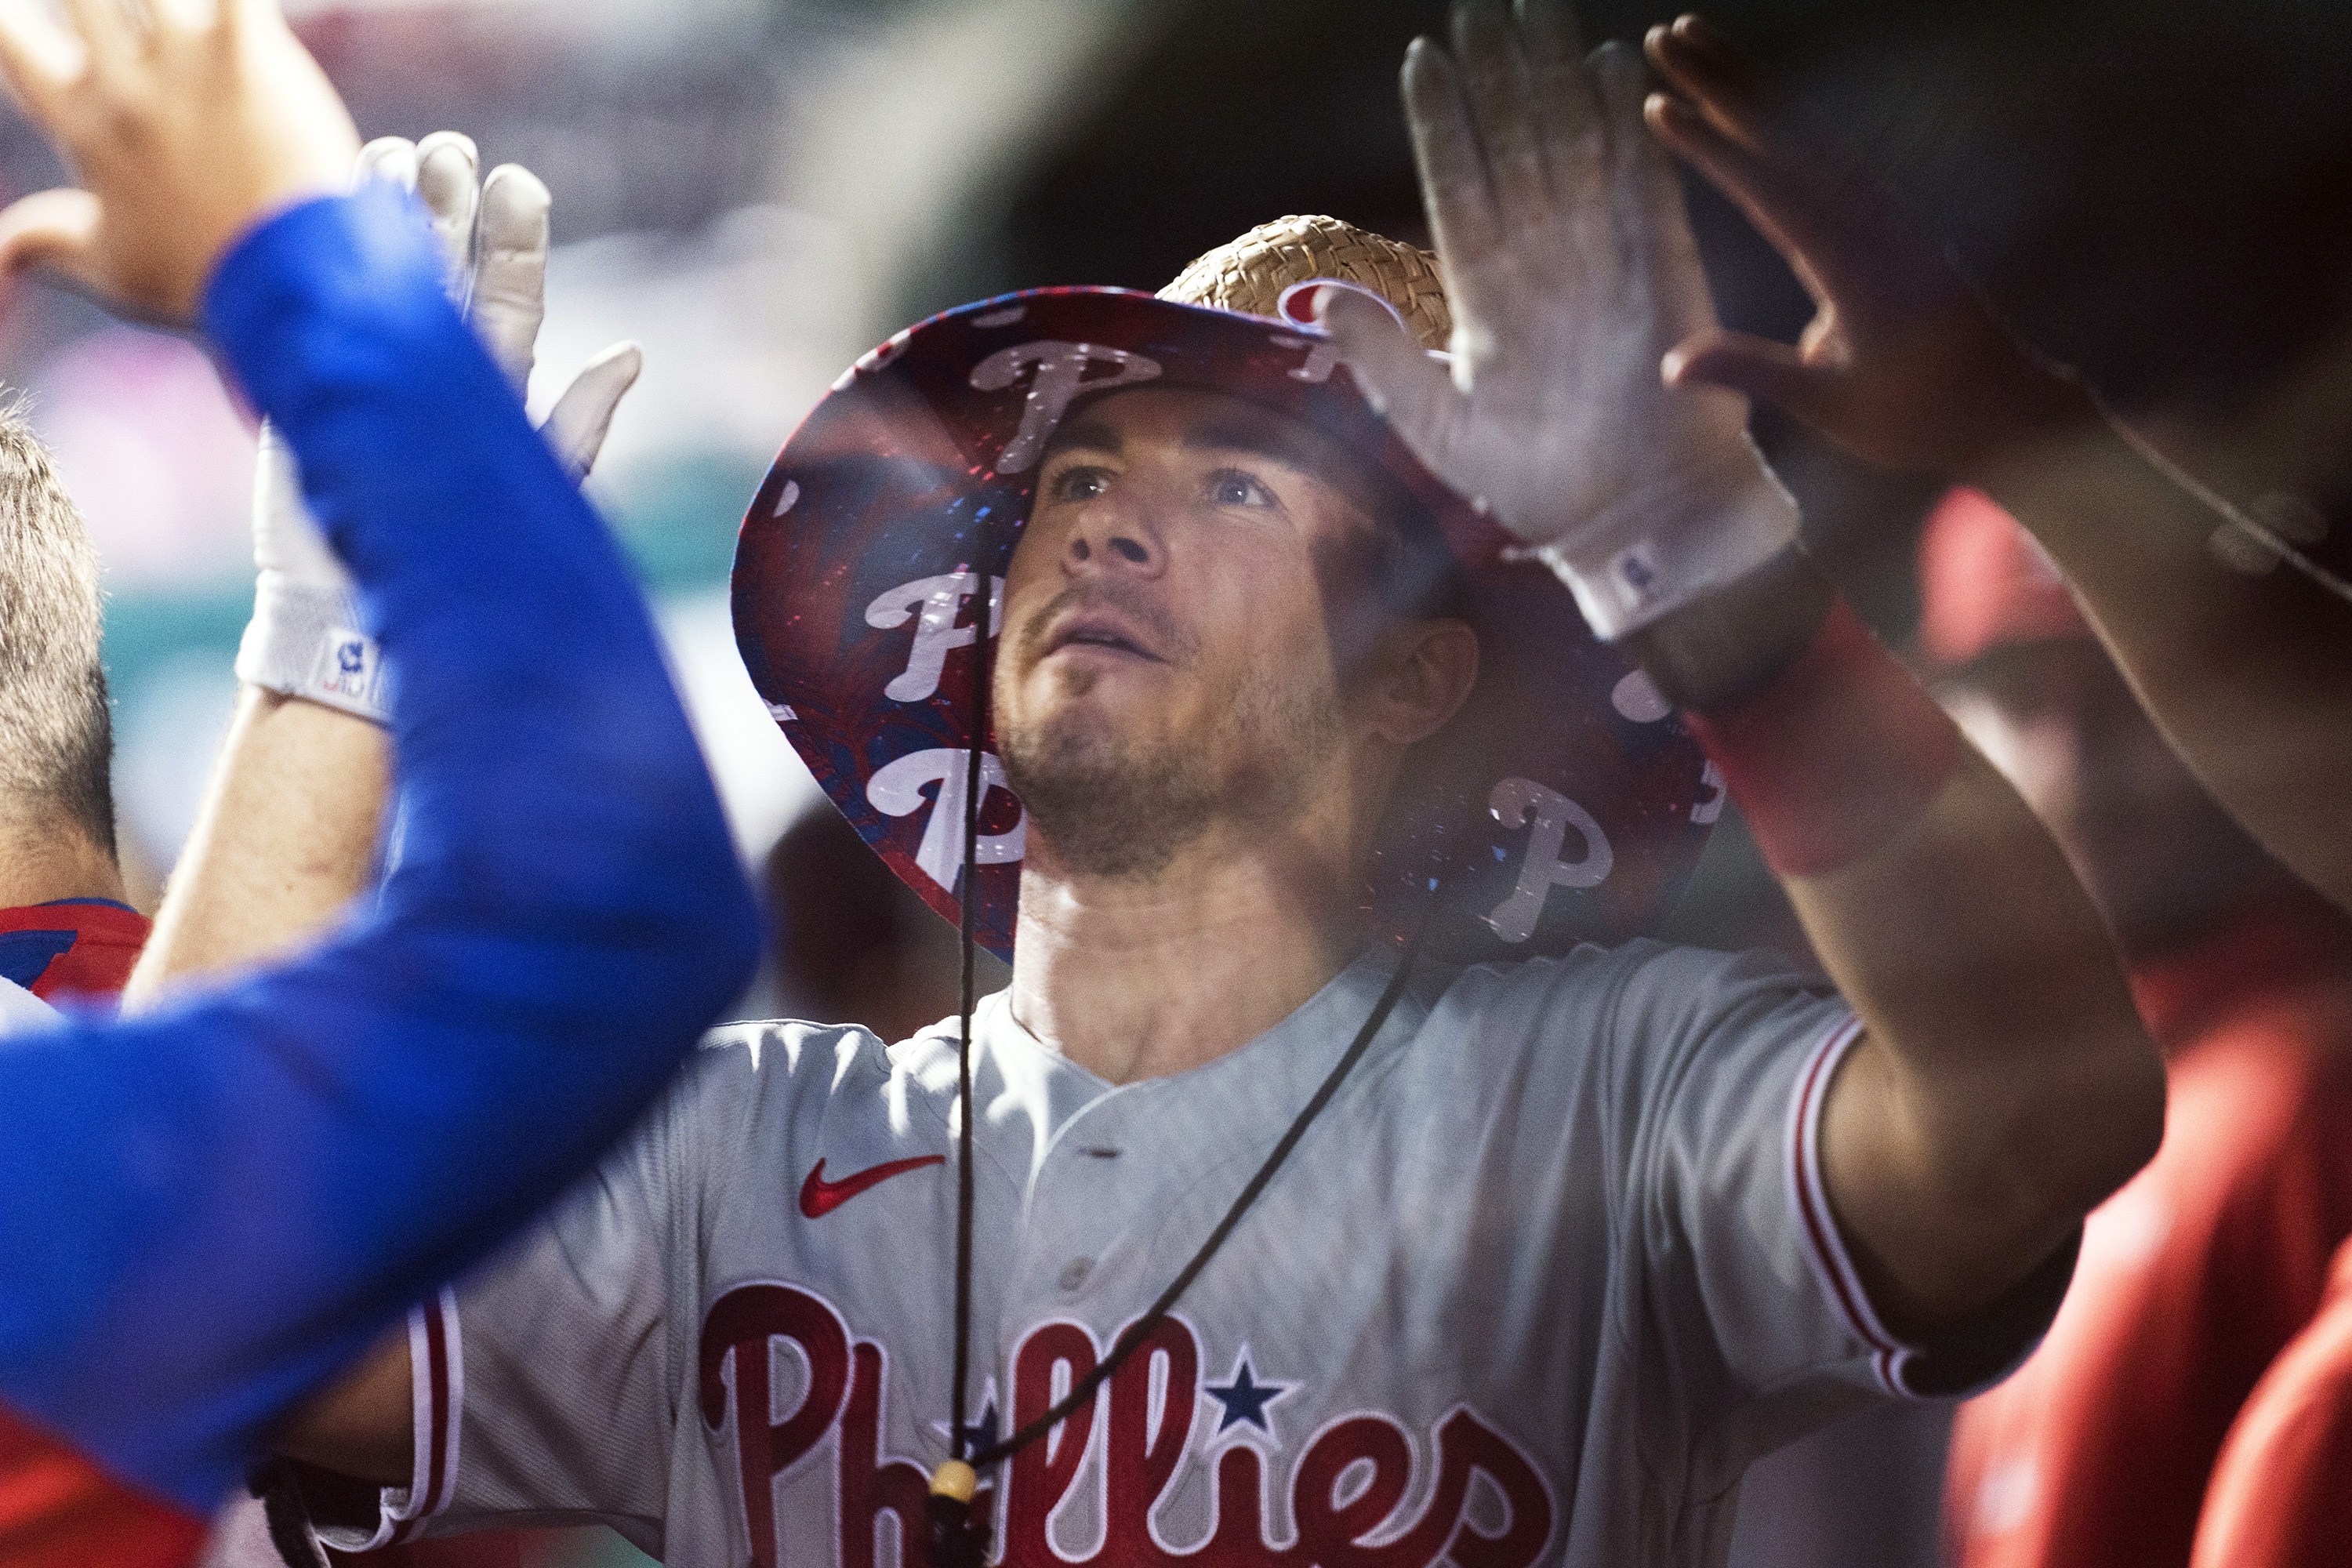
top-left (799, 1155), bottom-right (946, 1218)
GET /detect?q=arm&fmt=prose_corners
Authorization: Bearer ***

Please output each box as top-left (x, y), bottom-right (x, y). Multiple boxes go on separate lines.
top-left (126, 137), bottom-right (630, 1005)
top-left (1626, 551), bottom-right (2158, 1334)
top-left (1323, 0), bottom-right (2158, 1334)
top-left (120, 144), bottom-right (644, 1505)
top-left (123, 688), bottom-right (385, 998)
top-left (274, 1327), bottom-right (413, 1486)
top-left (1642, 12), bottom-right (2352, 915)
top-left (0, 0), bottom-right (757, 1512)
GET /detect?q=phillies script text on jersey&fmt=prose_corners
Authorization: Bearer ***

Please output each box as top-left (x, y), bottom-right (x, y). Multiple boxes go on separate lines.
top-left (340, 952), bottom-right (2063, 1568)
top-left (699, 1282), bottom-right (1554, 1568)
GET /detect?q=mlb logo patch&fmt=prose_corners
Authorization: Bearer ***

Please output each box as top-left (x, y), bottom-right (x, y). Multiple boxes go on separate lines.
top-left (312, 627), bottom-right (387, 710)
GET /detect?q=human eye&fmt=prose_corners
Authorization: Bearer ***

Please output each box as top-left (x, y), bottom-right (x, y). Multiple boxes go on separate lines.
top-left (1049, 464), bottom-right (1112, 503)
top-left (1207, 468), bottom-right (1277, 509)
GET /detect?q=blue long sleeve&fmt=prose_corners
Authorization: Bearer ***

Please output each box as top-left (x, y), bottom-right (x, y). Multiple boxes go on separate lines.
top-left (0, 188), bottom-right (760, 1509)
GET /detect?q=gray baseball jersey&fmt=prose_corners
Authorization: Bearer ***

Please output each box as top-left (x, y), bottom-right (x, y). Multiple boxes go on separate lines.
top-left (328, 940), bottom-right (2069, 1568)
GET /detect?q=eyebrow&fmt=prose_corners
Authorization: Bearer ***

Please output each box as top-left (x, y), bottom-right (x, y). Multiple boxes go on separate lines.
top-left (1048, 418), bottom-right (1123, 457)
top-left (1178, 417), bottom-right (1329, 475)
top-left (1042, 410), bottom-right (1363, 504)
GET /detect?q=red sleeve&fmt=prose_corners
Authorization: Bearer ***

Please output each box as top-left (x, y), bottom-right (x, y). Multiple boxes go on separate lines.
top-left (1947, 1031), bottom-right (2352, 1568)
top-left (0, 1408), bottom-right (203, 1568)
top-left (2192, 1240), bottom-right (2352, 1568)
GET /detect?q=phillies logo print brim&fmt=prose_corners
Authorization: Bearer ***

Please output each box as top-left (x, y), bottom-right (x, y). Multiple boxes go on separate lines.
top-left (731, 287), bottom-right (1719, 963)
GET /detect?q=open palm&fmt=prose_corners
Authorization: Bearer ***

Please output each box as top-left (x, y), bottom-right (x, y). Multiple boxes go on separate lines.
top-left (1322, 0), bottom-right (1798, 640)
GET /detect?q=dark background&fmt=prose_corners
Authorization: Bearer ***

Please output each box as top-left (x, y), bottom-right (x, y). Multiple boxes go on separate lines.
top-left (969, 0), bottom-right (2352, 631)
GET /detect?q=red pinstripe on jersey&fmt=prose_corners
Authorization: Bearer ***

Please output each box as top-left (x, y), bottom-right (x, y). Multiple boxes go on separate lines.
top-left (383, 1290), bottom-right (462, 1548)
top-left (1787, 1015), bottom-right (1919, 1395)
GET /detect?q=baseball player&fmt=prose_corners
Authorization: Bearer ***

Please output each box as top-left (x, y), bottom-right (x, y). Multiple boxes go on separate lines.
top-left (192, 6), bottom-right (2156, 1567)
top-left (0, 403), bottom-right (165, 1565)
top-left (1918, 488), bottom-right (2352, 1568)
top-left (0, 1), bottom-right (757, 1562)
top-left (0, 401), bottom-right (151, 1011)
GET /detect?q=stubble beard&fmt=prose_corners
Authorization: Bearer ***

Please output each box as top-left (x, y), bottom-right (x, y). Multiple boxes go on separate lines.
top-left (1000, 654), bottom-right (1344, 883)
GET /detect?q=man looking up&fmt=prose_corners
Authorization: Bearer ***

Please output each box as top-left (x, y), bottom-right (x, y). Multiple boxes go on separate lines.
top-left (0, 408), bottom-right (147, 1007)
top-left (183, 6), bottom-right (2154, 1566)
top-left (0, 0), bottom-right (759, 1562)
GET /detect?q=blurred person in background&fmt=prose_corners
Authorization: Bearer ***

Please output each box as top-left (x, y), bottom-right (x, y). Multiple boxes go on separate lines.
top-left (1635, 29), bottom-right (2352, 1563)
top-left (762, 805), bottom-right (1004, 1045)
top-left (1918, 487), bottom-right (2352, 1568)
top-left (2190, 1226), bottom-right (2352, 1567)
top-left (1642, 13), bottom-right (2352, 920)
top-left (0, 1), bottom-right (757, 1564)
top-left (192, 6), bottom-right (2163, 1566)
top-left (0, 388), bottom-right (164, 1564)
top-left (0, 407), bottom-right (148, 1013)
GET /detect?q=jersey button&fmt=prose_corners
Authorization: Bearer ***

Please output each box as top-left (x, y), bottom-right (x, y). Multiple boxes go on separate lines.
top-left (1058, 1257), bottom-right (1093, 1291)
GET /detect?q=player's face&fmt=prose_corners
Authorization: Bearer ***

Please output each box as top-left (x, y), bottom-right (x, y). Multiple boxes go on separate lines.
top-left (996, 387), bottom-right (1399, 877)
top-left (1941, 637), bottom-right (2267, 956)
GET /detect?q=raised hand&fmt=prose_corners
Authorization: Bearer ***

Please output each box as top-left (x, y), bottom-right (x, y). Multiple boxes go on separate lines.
top-left (1642, 13), bottom-right (2092, 474)
top-left (1320, 0), bottom-right (1798, 641)
top-left (239, 135), bottom-right (642, 723)
top-left (353, 134), bottom-right (643, 473)
top-left (0, 0), bottom-right (359, 323)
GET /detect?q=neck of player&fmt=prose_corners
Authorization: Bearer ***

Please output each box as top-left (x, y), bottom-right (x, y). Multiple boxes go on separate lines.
top-left (0, 818), bottom-right (127, 910)
top-left (1007, 789), bottom-right (1374, 1087)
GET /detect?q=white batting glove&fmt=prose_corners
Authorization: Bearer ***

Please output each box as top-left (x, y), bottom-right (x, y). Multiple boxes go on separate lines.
top-left (234, 132), bottom-right (644, 722)
top-left (1319, 1), bottom-right (1797, 641)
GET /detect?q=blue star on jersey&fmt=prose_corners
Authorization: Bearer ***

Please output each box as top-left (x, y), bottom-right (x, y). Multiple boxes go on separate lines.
top-left (931, 1383), bottom-right (1000, 1456)
top-left (1203, 1353), bottom-right (1293, 1437)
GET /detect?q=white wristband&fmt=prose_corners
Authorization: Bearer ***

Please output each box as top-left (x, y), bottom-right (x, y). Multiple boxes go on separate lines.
top-left (1537, 463), bottom-right (1802, 641)
top-left (234, 572), bottom-right (393, 724)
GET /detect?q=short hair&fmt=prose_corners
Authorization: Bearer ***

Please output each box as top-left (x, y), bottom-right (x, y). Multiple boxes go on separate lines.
top-left (1364, 483), bottom-right (1472, 627)
top-left (0, 401), bottom-right (116, 859)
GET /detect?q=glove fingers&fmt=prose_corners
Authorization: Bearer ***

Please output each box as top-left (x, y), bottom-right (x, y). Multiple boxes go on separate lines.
top-left (1450, 0), bottom-right (1549, 227)
top-left (415, 131), bottom-right (480, 306)
top-left (470, 163), bottom-right (551, 393)
top-left (1402, 38), bottom-right (1503, 278)
top-left (252, 422), bottom-right (349, 583)
top-left (543, 341), bottom-right (642, 481)
top-left (354, 136), bottom-right (417, 194)
top-left (1592, 42), bottom-right (1715, 344)
top-left (1513, 0), bottom-right (1601, 205)
top-left (1319, 289), bottom-right (1463, 480)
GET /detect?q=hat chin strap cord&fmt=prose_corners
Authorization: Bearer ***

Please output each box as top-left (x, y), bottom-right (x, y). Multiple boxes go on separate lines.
top-left (924, 528), bottom-right (1439, 1568)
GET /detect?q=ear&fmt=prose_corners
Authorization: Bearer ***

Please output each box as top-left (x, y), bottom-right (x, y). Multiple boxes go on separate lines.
top-left (1366, 618), bottom-right (1479, 746)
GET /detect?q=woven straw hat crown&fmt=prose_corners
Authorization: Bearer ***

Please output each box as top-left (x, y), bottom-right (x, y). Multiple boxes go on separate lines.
top-left (1160, 214), bottom-right (1452, 352)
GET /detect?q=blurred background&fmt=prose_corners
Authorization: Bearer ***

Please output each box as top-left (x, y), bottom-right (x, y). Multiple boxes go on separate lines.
top-left (5, 0), bottom-right (2343, 1563)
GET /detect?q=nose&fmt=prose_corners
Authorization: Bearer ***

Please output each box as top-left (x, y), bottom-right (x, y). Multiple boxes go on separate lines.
top-left (1062, 495), bottom-right (1163, 577)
